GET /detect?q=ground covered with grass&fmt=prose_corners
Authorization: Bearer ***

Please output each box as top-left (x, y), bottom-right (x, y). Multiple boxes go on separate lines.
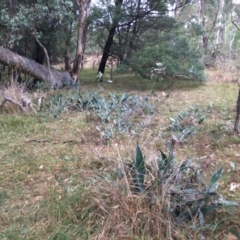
top-left (0, 65), bottom-right (240, 239)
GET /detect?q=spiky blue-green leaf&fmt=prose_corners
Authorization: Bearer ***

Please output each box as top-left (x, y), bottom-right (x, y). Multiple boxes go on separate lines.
top-left (120, 93), bottom-right (128, 103)
top-left (134, 142), bottom-right (145, 193)
top-left (200, 205), bottom-right (219, 215)
top-left (217, 197), bottom-right (240, 206)
top-left (205, 167), bottom-right (224, 193)
top-left (198, 209), bottom-right (205, 227)
top-left (160, 150), bottom-right (167, 162)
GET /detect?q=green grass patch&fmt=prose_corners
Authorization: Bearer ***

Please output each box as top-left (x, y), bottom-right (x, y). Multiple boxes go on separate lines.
top-left (0, 68), bottom-right (240, 239)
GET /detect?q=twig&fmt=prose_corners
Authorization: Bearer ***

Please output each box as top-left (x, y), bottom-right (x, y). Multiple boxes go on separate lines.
top-left (232, 21), bottom-right (240, 31)
top-left (26, 139), bottom-right (75, 144)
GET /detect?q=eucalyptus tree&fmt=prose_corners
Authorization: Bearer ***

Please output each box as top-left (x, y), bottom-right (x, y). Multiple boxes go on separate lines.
top-left (71, 0), bottom-right (91, 82)
top-left (178, 1), bottom-right (234, 58)
top-left (90, 0), bottom-right (204, 80)
top-left (90, 0), bottom-right (174, 77)
top-left (0, 0), bottom-right (92, 87)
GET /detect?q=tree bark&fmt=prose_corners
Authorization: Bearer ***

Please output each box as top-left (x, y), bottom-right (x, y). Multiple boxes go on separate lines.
top-left (200, 0), bottom-right (208, 52)
top-left (71, 0), bottom-right (91, 82)
top-left (33, 39), bottom-right (45, 84)
top-left (214, 0), bottom-right (225, 46)
top-left (64, 24), bottom-right (72, 71)
top-left (234, 88), bottom-right (240, 135)
top-left (0, 46), bottom-right (73, 89)
top-left (98, 0), bottom-right (123, 77)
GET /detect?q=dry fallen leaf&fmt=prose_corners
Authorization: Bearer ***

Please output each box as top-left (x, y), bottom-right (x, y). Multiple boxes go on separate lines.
top-left (227, 232), bottom-right (238, 240)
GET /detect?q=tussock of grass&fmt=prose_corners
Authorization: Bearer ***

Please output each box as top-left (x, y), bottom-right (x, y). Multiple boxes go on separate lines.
top-left (0, 81), bottom-right (27, 112)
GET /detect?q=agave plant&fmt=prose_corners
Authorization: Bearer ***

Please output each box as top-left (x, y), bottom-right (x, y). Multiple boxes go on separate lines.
top-left (45, 91), bottom-right (155, 138)
top-left (132, 142), bottom-right (146, 193)
top-left (128, 142), bottom-right (240, 232)
top-left (46, 93), bottom-right (74, 118)
top-left (169, 105), bottom-right (207, 142)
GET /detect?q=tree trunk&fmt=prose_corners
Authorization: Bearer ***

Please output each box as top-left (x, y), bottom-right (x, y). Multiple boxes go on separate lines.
top-left (34, 39), bottom-right (45, 84)
top-left (98, 27), bottom-right (117, 76)
top-left (234, 88), bottom-right (240, 135)
top-left (71, 0), bottom-right (91, 82)
top-left (34, 40), bottom-right (45, 65)
top-left (229, 27), bottom-right (237, 58)
top-left (214, 0), bottom-right (225, 46)
top-left (200, 0), bottom-right (208, 52)
top-left (98, 0), bottom-right (123, 77)
top-left (64, 24), bottom-right (72, 71)
top-left (0, 46), bottom-right (73, 89)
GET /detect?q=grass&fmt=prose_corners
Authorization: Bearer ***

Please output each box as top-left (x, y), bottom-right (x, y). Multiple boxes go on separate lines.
top-left (0, 65), bottom-right (240, 239)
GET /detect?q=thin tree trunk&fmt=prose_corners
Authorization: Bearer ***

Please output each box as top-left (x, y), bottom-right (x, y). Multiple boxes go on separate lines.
top-left (229, 27), bottom-right (237, 58)
top-left (214, 0), bottom-right (225, 46)
top-left (71, 0), bottom-right (91, 82)
top-left (0, 46), bottom-right (73, 88)
top-left (234, 88), bottom-right (240, 135)
top-left (200, 0), bottom-right (208, 52)
top-left (64, 24), bottom-right (72, 71)
top-left (34, 39), bottom-right (45, 84)
top-left (98, 27), bottom-right (118, 76)
top-left (98, 0), bottom-right (123, 77)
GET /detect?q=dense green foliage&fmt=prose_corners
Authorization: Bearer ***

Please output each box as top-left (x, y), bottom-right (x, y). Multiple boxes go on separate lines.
top-left (126, 33), bottom-right (206, 81)
top-left (0, 0), bottom-right (204, 82)
top-left (0, 0), bottom-right (77, 62)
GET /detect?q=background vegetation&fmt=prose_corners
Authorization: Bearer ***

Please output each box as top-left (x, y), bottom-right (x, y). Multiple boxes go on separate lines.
top-left (1, 0), bottom-right (240, 239)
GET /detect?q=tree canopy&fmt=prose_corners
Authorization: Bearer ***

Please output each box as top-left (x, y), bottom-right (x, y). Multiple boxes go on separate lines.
top-left (0, 0), bottom-right (240, 85)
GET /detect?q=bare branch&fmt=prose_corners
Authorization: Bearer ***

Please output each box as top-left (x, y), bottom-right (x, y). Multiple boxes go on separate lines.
top-left (232, 21), bottom-right (240, 31)
top-left (32, 33), bottom-right (52, 83)
top-left (75, 0), bottom-right (80, 7)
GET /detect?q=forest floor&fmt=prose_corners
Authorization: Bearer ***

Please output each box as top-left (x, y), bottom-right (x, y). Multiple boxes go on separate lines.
top-left (0, 62), bottom-right (240, 239)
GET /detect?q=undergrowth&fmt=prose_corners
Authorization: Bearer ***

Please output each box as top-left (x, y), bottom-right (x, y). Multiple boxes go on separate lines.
top-left (45, 91), bottom-right (157, 139)
top-left (0, 68), bottom-right (240, 239)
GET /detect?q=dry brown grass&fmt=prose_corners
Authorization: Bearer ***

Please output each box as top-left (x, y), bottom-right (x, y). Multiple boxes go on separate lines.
top-left (0, 64), bottom-right (240, 239)
top-left (0, 80), bottom-right (28, 113)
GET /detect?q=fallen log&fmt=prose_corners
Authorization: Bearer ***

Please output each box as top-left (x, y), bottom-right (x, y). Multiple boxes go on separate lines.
top-left (0, 46), bottom-right (73, 88)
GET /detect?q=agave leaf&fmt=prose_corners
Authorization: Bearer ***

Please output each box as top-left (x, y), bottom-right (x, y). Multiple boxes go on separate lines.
top-left (158, 150), bottom-right (168, 173)
top-left (216, 197), bottom-right (240, 206)
top-left (230, 161), bottom-right (236, 171)
top-left (168, 143), bottom-right (174, 161)
top-left (133, 172), bottom-right (145, 193)
top-left (205, 167), bottom-right (224, 193)
top-left (179, 207), bottom-right (199, 220)
top-left (180, 158), bottom-right (192, 171)
top-left (120, 93), bottom-right (129, 103)
top-left (134, 142), bottom-right (145, 193)
top-left (50, 106), bottom-right (57, 118)
top-left (195, 169), bottom-right (206, 189)
top-left (198, 209), bottom-right (205, 227)
top-left (198, 115), bottom-right (206, 124)
top-left (200, 205), bottom-right (219, 215)
top-left (183, 192), bottom-right (206, 203)
top-left (160, 150), bottom-right (167, 161)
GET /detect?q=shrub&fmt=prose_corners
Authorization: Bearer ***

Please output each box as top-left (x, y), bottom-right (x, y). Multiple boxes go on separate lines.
top-left (125, 33), bottom-right (206, 82)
